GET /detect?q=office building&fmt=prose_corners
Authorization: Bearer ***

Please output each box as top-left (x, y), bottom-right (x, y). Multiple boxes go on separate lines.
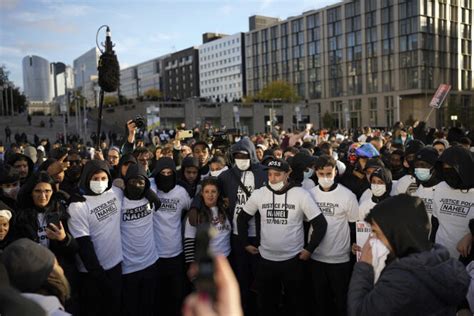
top-left (162, 47), bottom-right (200, 100)
top-left (22, 55), bottom-right (54, 103)
top-left (73, 47), bottom-right (100, 106)
top-left (245, 0), bottom-right (474, 128)
top-left (199, 32), bottom-right (246, 102)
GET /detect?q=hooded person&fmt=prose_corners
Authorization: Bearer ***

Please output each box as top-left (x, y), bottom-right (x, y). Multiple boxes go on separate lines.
top-left (358, 167), bottom-right (393, 220)
top-left (67, 160), bottom-right (123, 316)
top-left (177, 156), bottom-right (201, 198)
top-left (13, 171), bottom-right (79, 314)
top-left (237, 157), bottom-right (327, 316)
top-left (358, 158), bottom-right (387, 203)
top-left (150, 157), bottom-right (191, 316)
top-left (348, 195), bottom-right (469, 315)
top-left (0, 163), bottom-right (21, 211)
top-left (287, 151), bottom-right (318, 190)
top-left (7, 153), bottom-right (34, 185)
top-left (411, 147), bottom-right (442, 223)
top-left (392, 139), bottom-right (425, 195)
top-left (199, 136), bottom-right (268, 315)
top-left (120, 163), bottom-right (159, 316)
top-left (431, 146), bottom-right (474, 260)
top-left (2, 238), bottom-right (72, 315)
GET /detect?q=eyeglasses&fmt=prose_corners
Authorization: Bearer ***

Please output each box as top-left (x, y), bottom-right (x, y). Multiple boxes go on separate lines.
top-left (33, 189), bottom-right (52, 195)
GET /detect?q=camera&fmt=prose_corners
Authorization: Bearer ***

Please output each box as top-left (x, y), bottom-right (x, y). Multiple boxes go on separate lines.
top-left (132, 115), bottom-right (146, 129)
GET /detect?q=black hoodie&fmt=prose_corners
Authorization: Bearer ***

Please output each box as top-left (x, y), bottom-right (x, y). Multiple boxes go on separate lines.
top-left (437, 145), bottom-right (474, 190)
top-left (369, 167), bottom-right (392, 203)
top-left (124, 163), bottom-right (150, 200)
top-left (152, 157), bottom-right (178, 193)
top-left (79, 160), bottom-right (112, 196)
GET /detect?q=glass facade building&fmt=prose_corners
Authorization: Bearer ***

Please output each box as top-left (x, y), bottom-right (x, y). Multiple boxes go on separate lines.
top-left (245, 0), bottom-right (474, 128)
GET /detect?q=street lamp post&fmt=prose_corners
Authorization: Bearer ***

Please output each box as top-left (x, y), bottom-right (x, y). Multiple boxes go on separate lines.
top-left (0, 85), bottom-right (3, 116)
top-left (81, 64), bottom-right (87, 143)
top-left (9, 83), bottom-right (14, 116)
top-left (450, 115), bottom-right (458, 127)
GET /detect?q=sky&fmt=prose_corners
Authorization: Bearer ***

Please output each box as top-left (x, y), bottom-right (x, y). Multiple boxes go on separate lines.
top-left (0, 0), bottom-right (340, 90)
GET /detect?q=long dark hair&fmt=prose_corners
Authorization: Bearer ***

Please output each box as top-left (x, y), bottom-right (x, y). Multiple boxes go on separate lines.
top-left (17, 171), bottom-right (57, 210)
top-left (197, 177), bottom-right (228, 225)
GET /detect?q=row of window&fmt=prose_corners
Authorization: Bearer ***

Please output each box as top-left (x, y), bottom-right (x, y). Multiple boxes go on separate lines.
top-left (200, 38), bottom-right (240, 53)
top-left (200, 47), bottom-right (241, 60)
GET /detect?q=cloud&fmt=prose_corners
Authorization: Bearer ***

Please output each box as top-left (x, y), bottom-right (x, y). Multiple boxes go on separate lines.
top-left (217, 4), bottom-right (234, 15)
top-left (259, 0), bottom-right (275, 10)
top-left (0, 46), bottom-right (24, 58)
top-left (0, 0), bottom-right (20, 10)
top-left (149, 32), bottom-right (180, 42)
top-left (9, 11), bottom-right (79, 34)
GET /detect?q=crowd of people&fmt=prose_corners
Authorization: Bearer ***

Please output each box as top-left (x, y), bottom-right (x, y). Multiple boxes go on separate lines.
top-left (0, 118), bottom-right (473, 316)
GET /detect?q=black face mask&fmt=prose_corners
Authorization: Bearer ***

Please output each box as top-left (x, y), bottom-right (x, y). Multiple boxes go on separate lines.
top-left (65, 166), bottom-right (81, 181)
top-left (443, 168), bottom-right (463, 189)
top-left (126, 185), bottom-right (145, 200)
top-left (156, 174), bottom-right (176, 193)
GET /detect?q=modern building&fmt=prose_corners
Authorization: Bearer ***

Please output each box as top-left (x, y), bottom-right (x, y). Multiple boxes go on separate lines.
top-left (245, 0), bottom-right (474, 128)
top-left (22, 55), bottom-right (54, 103)
top-left (119, 56), bottom-right (167, 100)
top-left (199, 32), bottom-right (246, 102)
top-left (162, 47), bottom-right (200, 100)
top-left (73, 47), bottom-right (100, 106)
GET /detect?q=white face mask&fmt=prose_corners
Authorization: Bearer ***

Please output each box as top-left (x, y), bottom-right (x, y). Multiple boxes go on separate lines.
top-left (235, 159), bottom-right (250, 171)
top-left (2, 186), bottom-right (19, 199)
top-left (318, 177), bottom-right (334, 189)
top-left (304, 168), bottom-right (314, 179)
top-left (269, 181), bottom-right (285, 191)
top-left (210, 166), bottom-right (228, 177)
top-left (90, 180), bottom-right (109, 194)
top-left (371, 184), bottom-right (387, 197)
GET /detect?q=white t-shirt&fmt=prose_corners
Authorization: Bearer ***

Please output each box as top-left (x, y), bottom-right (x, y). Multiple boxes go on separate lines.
top-left (120, 197), bottom-right (158, 274)
top-left (302, 178), bottom-right (316, 191)
top-left (432, 181), bottom-right (474, 258)
top-left (358, 196), bottom-right (377, 220)
top-left (243, 186), bottom-right (320, 261)
top-left (309, 184), bottom-right (359, 263)
top-left (68, 187), bottom-right (123, 272)
top-left (151, 181), bottom-right (191, 258)
top-left (37, 213), bottom-right (50, 248)
top-left (412, 184), bottom-right (436, 221)
top-left (392, 175), bottom-right (415, 196)
top-left (184, 206), bottom-right (231, 257)
top-left (233, 171), bottom-right (256, 236)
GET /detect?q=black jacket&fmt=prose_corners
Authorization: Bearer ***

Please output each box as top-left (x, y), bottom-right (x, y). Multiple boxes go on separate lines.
top-left (348, 244), bottom-right (469, 316)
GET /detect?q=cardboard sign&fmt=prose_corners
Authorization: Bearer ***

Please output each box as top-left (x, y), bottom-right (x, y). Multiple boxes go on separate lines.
top-left (429, 84), bottom-right (452, 109)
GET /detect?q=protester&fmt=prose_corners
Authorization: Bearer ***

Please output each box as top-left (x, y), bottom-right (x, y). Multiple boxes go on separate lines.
top-left (185, 177), bottom-right (232, 263)
top-left (431, 146), bottom-right (474, 260)
top-left (120, 163), bottom-right (159, 316)
top-left (67, 160), bottom-right (123, 316)
top-left (0, 163), bottom-right (21, 210)
top-left (237, 158), bottom-right (327, 316)
top-left (2, 238), bottom-right (71, 315)
top-left (151, 157), bottom-right (190, 316)
top-left (178, 156), bottom-right (202, 198)
top-left (348, 195), bottom-right (469, 315)
top-left (309, 154), bottom-right (358, 316)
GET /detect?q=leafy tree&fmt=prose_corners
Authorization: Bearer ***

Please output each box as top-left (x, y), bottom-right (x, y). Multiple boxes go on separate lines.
top-left (144, 88), bottom-right (161, 100)
top-left (0, 65), bottom-right (27, 113)
top-left (322, 111), bottom-right (333, 128)
top-left (255, 80), bottom-right (300, 103)
top-left (104, 95), bottom-right (118, 106)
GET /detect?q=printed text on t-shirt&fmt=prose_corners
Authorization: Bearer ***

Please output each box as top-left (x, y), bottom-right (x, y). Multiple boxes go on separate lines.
top-left (90, 198), bottom-right (118, 222)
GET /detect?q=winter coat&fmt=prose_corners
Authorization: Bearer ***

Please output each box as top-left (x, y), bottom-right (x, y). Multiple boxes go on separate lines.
top-left (348, 244), bottom-right (470, 316)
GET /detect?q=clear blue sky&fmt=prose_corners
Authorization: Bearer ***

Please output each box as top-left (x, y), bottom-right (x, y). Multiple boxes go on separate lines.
top-left (0, 0), bottom-right (340, 90)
